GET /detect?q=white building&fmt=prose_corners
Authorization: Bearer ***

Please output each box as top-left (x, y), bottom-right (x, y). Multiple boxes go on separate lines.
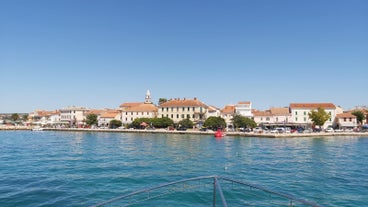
top-left (334, 112), bottom-right (357, 129)
top-left (289, 103), bottom-right (337, 129)
top-left (60, 106), bottom-right (89, 126)
top-left (252, 107), bottom-right (291, 126)
top-left (98, 110), bottom-right (121, 127)
top-left (158, 97), bottom-right (208, 123)
top-left (206, 105), bottom-right (221, 118)
top-left (220, 105), bottom-right (235, 127)
top-left (119, 90), bottom-right (158, 124)
top-left (235, 101), bottom-right (252, 117)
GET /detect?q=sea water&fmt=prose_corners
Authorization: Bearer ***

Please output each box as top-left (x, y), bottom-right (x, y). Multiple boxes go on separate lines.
top-left (0, 131), bottom-right (367, 206)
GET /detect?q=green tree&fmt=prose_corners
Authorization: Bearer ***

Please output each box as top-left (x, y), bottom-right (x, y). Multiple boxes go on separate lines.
top-left (131, 118), bottom-right (151, 128)
top-left (203, 116), bottom-right (226, 130)
top-left (22, 114), bottom-right (29, 121)
top-left (151, 117), bottom-right (174, 128)
top-left (352, 110), bottom-right (365, 125)
top-left (178, 118), bottom-right (193, 129)
top-left (86, 114), bottom-right (98, 126)
top-left (308, 107), bottom-right (331, 129)
top-left (109, 119), bottom-right (122, 129)
top-left (158, 98), bottom-right (168, 105)
top-left (232, 114), bottom-right (257, 129)
top-left (11, 113), bottom-right (19, 122)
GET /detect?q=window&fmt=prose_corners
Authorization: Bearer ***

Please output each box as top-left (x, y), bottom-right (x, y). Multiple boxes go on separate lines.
top-left (303, 111), bottom-right (306, 115)
top-left (295, 117), bottom-right (298, 121)
top-left (177, 114), bottom-right (179, 118)
top-left (304, 117), bottom-right (306, 121)
top-left (349, 118), bottom-right (352, 122)
top-left (188, 107), bottom-right (190, 111)
top-left (177, 107), bottom-right (179, 111)
top-left (295, 111), bottom-right (298, 115)
top-left (344, 118), bottom-right (346, 122)
top-left (182, 107), bottom-right (185, 111)
top-left (266, 117), bottom-right (270, 121)
top-left (181, 114), bottom-right (184, 118)
top-left (171, 114), bottom-right (173, 118)
top-left (193, 107), bottom-right (195, 111)
top-left (166, 107), bottom-right (169, 112)
top-left (192, 114), bottom-right (195, 118)
top-left (187, 114), bottom-right (190, 119)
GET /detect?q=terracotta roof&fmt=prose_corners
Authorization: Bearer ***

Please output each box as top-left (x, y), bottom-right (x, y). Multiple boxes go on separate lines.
top-left (86, 109), bottom-right (104, 115)
top-left (119, 102), bottom-right (142, 108)
top-left (252, 110), bottom-right (271, 116)
top-left (160, 98), bottom-right (208, 108)
top-left (221, 105), bottom-right (235, 114)
top-left (100, 110), bottom-right (120, 118)
top-left (124, 103), bottom-right (158, 112)
top-left (270, 107), bottom-right (290, 115)
top-left (289, 103), bottom-right (336, 109)
top-left (208, 105), bottom-right (220, 112)
top-left (336, 112), bottom-right (356, 118)
top-left (238, 101), bottom-right (251, 105)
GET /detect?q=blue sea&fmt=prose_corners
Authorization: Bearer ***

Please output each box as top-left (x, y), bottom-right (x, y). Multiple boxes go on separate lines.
top-left (0, 131), bottom-right (367, 206)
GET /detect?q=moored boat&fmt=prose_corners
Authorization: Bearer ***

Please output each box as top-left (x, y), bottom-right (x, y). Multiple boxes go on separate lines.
top-left (214, 129), bottom-right (224, 137)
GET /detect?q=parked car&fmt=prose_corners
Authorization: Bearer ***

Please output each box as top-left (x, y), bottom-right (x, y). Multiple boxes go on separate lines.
top-left (325, 127), bottom-right (334, 133)
top-left (177, 127), bottom-right (187, 131)
top-left (254, 127), bottom-right (263, 133)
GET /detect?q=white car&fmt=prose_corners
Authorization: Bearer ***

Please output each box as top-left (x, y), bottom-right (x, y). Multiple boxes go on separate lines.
top-left (325, 127), bottom-right (334, 133)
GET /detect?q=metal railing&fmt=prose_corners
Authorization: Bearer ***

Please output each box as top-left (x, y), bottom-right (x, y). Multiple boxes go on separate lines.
top-left (92, 175), bottom-right (322, 207)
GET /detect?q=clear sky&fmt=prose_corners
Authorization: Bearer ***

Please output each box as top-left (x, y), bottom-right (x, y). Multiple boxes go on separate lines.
top-left (1, 0), bottom-right (367, 113)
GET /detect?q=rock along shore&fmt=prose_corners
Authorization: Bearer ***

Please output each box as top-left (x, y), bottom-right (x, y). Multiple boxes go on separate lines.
top-left (2, 126), bottom-right (366, 138)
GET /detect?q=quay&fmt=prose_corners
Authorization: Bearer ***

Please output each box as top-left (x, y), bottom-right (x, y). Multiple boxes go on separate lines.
top-left (1, 125), bottom-right (367, 138)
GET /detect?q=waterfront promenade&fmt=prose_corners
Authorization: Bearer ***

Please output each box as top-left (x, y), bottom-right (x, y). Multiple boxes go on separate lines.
top-left (1, 125), bottom-right (367, 138)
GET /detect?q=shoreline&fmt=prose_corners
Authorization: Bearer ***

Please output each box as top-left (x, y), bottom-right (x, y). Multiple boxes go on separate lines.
top-left (1, 126), bottom-right (368, 138)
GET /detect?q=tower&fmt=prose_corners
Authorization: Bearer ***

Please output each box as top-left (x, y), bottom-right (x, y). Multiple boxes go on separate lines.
top-left (145, 90), bottom-right (152, 104)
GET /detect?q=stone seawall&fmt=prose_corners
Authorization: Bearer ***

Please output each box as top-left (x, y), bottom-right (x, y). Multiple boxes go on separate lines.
top-left (41, 128), bottom-right (368, 138)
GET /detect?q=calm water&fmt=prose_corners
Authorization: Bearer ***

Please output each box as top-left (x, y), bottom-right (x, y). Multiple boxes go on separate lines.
top-left (0, 131), bottom-right (367, 206)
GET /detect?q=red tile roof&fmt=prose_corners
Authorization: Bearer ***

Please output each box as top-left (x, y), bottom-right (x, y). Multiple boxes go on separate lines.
top-left (160, 98), bottom-right (208, 108)
top-left (119, 102), bottom-right (142, 108)
top-left (336, 112), bottom-right (356, 118)
top-left (124, 103), bottom-right (158, 112)
top-left (289, 103), bottom-right (336, 109)
top-left (221, 105), bottom-right (235, 114)
top-left (270, 107), bottom-right (290, 115)
top-left (252, 110), bottom-right (271, 116)
top-left (100, 110), bottom-right (120, 118)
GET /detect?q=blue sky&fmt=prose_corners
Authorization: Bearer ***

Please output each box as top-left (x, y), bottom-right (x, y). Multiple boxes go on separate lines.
top-left (1, 0), bottom-right (367, 113)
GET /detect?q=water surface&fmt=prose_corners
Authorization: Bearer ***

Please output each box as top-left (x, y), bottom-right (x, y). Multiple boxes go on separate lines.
top-left (0, 131), bottom-right (367, 206)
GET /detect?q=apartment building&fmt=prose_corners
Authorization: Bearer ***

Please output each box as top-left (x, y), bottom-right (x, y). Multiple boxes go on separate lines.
top-left (60, 106), bottom-right (89, 126)
top-left (289, 103), bottom-right (337, 129)
top-left (235, 101), bottom-right (252, 117)
top-left (158, 97), bottom-right (208, 123)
